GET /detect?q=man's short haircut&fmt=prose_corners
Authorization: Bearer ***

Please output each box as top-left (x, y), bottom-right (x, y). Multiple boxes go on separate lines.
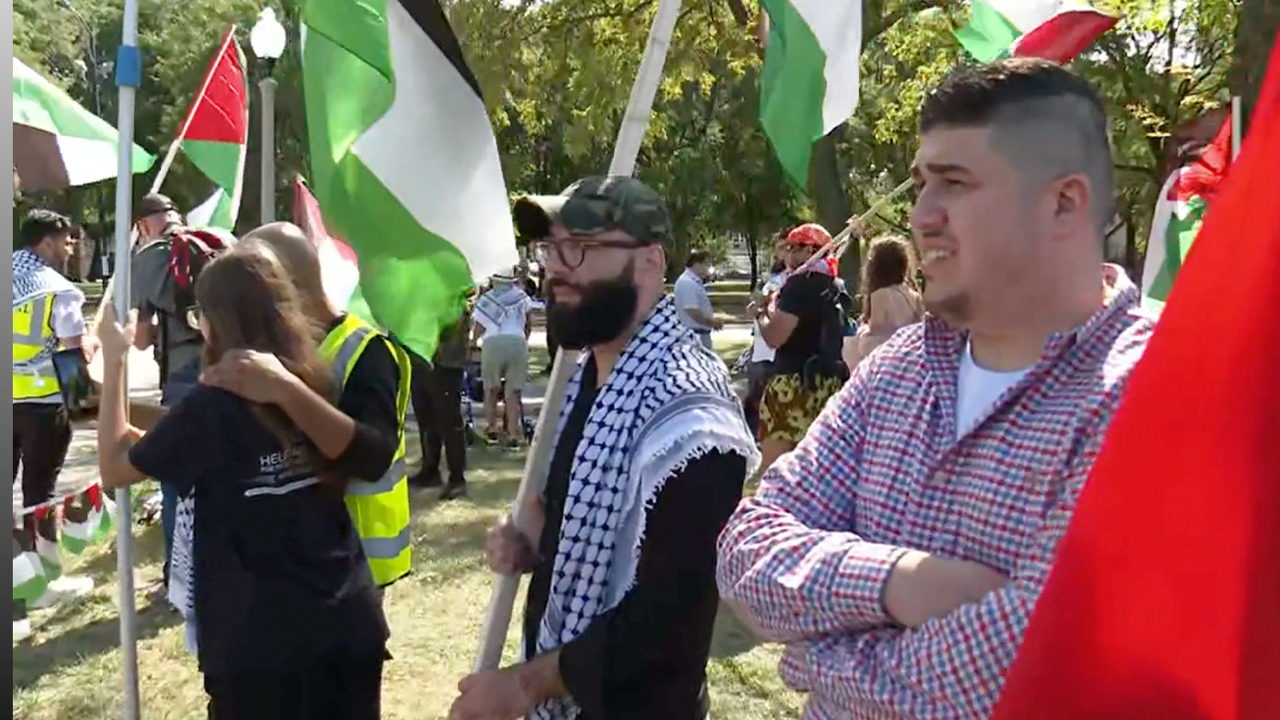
top-left (920, 58), bottom-right (1115, 232)
top-left (21, 208), bottom-right (74, 248)
top-left (686, 249), bottom-right (710, 268)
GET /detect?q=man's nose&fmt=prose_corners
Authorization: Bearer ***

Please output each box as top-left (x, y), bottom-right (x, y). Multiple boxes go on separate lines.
top-left (910, 192), bottom-right (946, 238)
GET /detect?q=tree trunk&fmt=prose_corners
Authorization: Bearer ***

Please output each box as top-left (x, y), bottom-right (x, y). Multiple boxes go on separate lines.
top-left (807, 130), bottom-right (859, 292)
top-left (1231, 0), bottom-right (1280, 133)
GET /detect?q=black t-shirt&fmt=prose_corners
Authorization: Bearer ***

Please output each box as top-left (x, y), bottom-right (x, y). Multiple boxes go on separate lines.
top-left (129, 385), bottom-right (389, 676)
top-left (773, 272), bottom-right (835, 375)
top-left (523, 357), bottom-right (748, 719)
top-left (330, 315), bottom-right (401, 483)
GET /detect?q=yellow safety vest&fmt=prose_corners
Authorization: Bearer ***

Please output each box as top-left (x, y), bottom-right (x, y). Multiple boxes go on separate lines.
top-left (319, 314), bottom-right (413, 587)
top-left (13, 292), bottom-right (62, 402)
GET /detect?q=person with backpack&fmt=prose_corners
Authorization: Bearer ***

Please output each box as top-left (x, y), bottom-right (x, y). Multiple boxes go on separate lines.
top-left (752, 223), bottom-right (851, 473)
top-left (129, 193), bottom-right (235, 600)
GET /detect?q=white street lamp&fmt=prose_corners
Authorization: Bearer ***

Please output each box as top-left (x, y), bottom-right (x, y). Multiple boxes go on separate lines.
top-left (250, 8), bottom-right (287, 224)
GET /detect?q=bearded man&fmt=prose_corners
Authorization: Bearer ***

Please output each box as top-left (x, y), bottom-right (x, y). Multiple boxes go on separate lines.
top-left (448, 176), bottom-right (759, 720)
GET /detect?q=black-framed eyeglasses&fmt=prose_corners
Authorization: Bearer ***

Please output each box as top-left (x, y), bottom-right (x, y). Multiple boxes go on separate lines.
top-left (531, 238), bottom-right (649, 270)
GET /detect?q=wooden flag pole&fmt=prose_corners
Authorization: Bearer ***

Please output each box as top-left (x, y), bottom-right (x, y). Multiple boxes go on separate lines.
top-left (472, 0), bottom-right (687, 673)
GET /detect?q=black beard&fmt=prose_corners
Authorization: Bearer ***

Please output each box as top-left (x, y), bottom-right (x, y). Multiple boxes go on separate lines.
top-left (545, 272), bottom-right (639, 349)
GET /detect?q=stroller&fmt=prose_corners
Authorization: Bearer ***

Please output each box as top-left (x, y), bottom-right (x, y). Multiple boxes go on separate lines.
top-left (462, 355), bottom-right (535, 446)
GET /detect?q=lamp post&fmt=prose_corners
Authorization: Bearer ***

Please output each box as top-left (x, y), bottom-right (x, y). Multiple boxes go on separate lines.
top-left (250, 8), bottom-right (287, 224)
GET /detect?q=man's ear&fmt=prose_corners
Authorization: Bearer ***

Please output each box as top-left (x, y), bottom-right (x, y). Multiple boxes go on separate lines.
top-left (1051, 172), bottom-right (1093, 239)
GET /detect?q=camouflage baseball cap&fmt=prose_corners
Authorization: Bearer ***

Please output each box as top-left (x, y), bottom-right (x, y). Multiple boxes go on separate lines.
top-left (512, 175), bottom-right (672, 246)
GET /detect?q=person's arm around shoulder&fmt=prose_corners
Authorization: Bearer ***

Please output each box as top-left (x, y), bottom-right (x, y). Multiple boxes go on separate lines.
top-left (200, 338), bottom-right (402, 482)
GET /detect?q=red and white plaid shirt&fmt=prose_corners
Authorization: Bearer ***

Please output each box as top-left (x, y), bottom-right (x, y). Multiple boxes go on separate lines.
top-left (717, 288), bottom-right (1154, 719)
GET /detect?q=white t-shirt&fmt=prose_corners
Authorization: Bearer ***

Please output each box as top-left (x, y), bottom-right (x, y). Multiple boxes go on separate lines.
top-left (750, 271), bottom-right (787, 363)
top-left (50, 289), bottom-right (87, 339)
top-left (673, 268), bottom-right (714, 333)
top-left (955, 340), bottom-right (1031, 439)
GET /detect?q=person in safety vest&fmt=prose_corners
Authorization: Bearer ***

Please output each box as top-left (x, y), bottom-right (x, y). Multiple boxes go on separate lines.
top-left (200, 223), bottom-right (412, 594)
top-left (12, 209), bottom-right (96, 640)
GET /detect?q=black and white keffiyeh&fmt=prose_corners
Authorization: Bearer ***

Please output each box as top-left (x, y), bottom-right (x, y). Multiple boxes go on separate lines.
top-left (474, 284), bottom-right (532, 331)
top-left (530, 295), bottom-right (759, 720)
top-left (12, 249), bottom-right (82, 371)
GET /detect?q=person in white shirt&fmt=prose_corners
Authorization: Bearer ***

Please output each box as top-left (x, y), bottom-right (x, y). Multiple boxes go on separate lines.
top-left (12, 209), bottom-right (97, 640)
top-left (472, 272), bottom-right (536, 447)
top-left (673, 250), bottom-right (722, 348)
top-left (743, 238), bottom-right (787, 434)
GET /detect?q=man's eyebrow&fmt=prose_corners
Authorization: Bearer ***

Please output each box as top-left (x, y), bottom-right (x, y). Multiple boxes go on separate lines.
top-left (917, 162), bottom-right (972, 176)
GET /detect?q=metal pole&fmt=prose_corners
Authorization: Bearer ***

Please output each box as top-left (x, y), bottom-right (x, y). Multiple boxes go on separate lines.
top-left (260, 75), bottom-right (278, 224)
top-left (111, 0), bottom-right (143, 716)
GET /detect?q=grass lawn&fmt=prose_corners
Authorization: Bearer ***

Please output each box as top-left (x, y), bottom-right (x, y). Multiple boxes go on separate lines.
top-left (13, 339), bottom-right (798, 720)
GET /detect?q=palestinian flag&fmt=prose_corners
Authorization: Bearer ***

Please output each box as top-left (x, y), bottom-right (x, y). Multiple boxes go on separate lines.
top-left (294, 176), bottom-right (362, 313)
top-left (992, 41), bottom-right (1280, 719)
top-left (173, 27), bottom-right (250, 231)
top-left (59, 484), bottom-right (116, 556)
top-left (12, 57), bottom-right (155, 191)
top-left (300, 0), bottom-right (519, 359)
top-left (954, 1), bottom-right (1117, 64)
top-left (12, 539), bottom-right (48, 603)
top-left (1141, 111), bottom-right (1232, 311)
top-left (759, 0), bottom-right (862, 187)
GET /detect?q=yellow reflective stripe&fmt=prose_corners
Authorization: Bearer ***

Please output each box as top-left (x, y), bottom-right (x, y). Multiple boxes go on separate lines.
top-left (360, 525), bottom-right (411, 560)
top-left (13, 295), bottom-right (52, 345)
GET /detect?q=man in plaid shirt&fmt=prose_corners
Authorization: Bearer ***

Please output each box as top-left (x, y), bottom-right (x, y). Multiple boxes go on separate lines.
top-left (716, 59), bottom-right (1155, 719)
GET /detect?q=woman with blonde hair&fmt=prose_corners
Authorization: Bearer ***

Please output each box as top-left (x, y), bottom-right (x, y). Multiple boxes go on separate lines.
top-left (96, 247), bottom-right (388, 719)
top-left (847, 234), bottom-right (925, 368)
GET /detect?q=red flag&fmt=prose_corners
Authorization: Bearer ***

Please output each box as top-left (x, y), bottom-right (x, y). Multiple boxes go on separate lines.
top-left (993, 41), bottom-right (1280, 720)
top-left (292, 177), bottom-right (360, 310)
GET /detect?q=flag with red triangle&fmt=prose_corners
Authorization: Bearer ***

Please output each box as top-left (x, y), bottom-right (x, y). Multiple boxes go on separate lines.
top-left (178, 27), bottom-right (250, 231)
top-left (1141, 109), bottom-right (1233, 310)
top-left (293, 176), bottom-right (362, 313)
top-left (993, 39), bottom-right (1280, 720)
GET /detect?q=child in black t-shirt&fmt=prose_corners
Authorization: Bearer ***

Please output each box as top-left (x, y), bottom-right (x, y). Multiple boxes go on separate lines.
top-left (95, 249), bottom-right (388, 720)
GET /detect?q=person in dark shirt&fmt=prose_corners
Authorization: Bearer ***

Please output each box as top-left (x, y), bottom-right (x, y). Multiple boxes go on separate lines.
top-left (753, 223), bottom-right (846, 472)
top-left (409, 301), bottom-right (471, 499)
top-left (448, 176), bottom-right (758, 720)
top-left (128, 192), bottom-right (214, 600)
top-left (199, 223), bottom-right (410, 592)
top-left (95, 250), bottom-right (387, 719)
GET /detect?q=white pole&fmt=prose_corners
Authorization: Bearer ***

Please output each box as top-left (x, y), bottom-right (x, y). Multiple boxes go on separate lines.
top-left (472, 0), bottom-right (686, 673)
top-left (260, 76), bottom-right (278, 223)
top-left (608, 0), bottom-right (685, 176)
top-left (110, 0), bottom-right (142, 717)
top-left (1231, 95), bottom-right (1243, 160)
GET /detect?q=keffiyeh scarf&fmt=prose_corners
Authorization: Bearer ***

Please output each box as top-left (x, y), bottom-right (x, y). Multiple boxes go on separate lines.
top-left (12, 249), bottom-right (81, 371)
top-left (531, 295), bottom-right (760, 720)
top-left (474, 284), bottom-right (530, 331)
